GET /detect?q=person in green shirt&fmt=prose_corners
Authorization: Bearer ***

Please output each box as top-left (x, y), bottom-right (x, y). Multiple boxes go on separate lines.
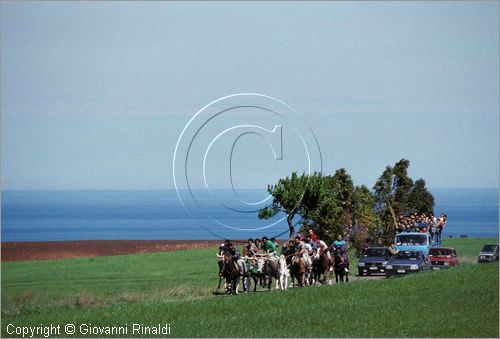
top-left (261, 236), bottom-right (277, 255)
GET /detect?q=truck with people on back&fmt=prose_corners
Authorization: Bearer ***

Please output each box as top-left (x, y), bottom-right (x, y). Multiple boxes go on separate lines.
top-left (395, 232), bottom-right (432, 255)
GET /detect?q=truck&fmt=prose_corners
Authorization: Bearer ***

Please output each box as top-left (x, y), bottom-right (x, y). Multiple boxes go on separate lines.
top-left (394, 232), bottom-right (432, 256)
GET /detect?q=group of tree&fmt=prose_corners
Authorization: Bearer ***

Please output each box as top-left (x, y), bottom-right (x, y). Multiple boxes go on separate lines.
top-left (258, 159), bottom-right (434, 255)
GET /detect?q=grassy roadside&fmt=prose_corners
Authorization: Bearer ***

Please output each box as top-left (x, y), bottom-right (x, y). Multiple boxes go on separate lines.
top-left (2, 237), bottom-right (498, 337)
top-left (2, 247), bottom-right (220, 312)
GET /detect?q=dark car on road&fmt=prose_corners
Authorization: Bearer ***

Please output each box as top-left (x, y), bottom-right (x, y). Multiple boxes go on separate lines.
top-left (478, 244), bottom-right (499, 263)
top-left (428, 247), bottom-right (459, 270)
top-left (386, 250), bottom-right (431, 276)
top-left (357, 247), bottom-right (391, 276)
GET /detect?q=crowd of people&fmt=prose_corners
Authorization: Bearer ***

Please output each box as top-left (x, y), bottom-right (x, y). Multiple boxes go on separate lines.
top-left (219, 211), bottom-right (448, 271)
top-left (218, 230), bottom-right (350, 276)
top-left (396, 212), bottom-right (447, 244)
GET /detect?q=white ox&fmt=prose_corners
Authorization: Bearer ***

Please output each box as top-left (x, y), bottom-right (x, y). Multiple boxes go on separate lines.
top-left (256, 255), bottom-right (289, 290)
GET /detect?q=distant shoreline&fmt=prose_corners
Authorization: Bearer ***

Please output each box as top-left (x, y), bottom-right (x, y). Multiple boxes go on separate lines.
top-left (2, 236), bottom-right (497, 262)
top-left (2, 189), bottom-right (498, 242)
top-left (1, 240), bottom-right (229, 262)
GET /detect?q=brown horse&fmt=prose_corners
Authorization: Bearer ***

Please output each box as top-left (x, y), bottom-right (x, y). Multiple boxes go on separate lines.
top-left (221, 253), bottom-right (242, 294)
top-left (285, 253), bottom-right (298, 288)
top-left (290, 255), bottom-right (307, 287)
top-left (333, 252), bottom-right (349, 283)
top-left (216, 255), bottom-right (225, 291)
top-left (313, 252), bottom-right (331, 285)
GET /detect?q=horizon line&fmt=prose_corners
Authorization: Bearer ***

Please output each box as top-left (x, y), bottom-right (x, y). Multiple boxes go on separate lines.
top-left (2, 187), bottom-right (499, 192)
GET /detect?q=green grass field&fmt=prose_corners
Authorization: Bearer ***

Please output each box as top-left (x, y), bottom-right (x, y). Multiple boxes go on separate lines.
top-left (2, 237), bottom-right (499, 337)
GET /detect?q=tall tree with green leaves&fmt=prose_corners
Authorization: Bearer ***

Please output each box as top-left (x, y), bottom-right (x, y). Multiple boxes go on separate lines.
top-left (373, 165), bottom-right (397, 242)
top-left (258, 172), bottom-right (323, 239)
top-left (407, 178), bottom-right (434, 215)
top-left (373, 158), bottom-right (434, 243)
top-left (260, 159), bottom-right (433, 249)
top-left (392, 159), bottom-right (414, 213)
top-left (303, 168), bottom-right (355, 242)
top-left (350, 185), bottom-right (380, 255)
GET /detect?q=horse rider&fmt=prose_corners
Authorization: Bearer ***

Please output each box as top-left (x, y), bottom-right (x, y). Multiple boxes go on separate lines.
top-left (282, 240), bottom-right (295, 257)
top-left (316, 237), bottom-right (330, 262)
top-left (332, 234), bottom-right (347, 253)
top-left (253, 238), bottom-right (262, 251)
top-left (308, 229), bottom-right (318, 243)
top-left (261, 236), bottom-right (277, 256)
top-left (243, 238), bottom-right (259, 257)
top-left (332, 234), bottom-right (349, 272)
top-left (305, 235), bottom-right (318, 264)
top-left (305, 235), bottom-right (317, 250)
top-left (294, 235), bottom-right (312, 270)
top-left (271, 237), bottom-right (280, 252)
top-left (218, 239), bottom-right (231, 259)
top-left (222, 241), bottom-right (246, 275)
top-left (219, 239), bottom-right (229, 251)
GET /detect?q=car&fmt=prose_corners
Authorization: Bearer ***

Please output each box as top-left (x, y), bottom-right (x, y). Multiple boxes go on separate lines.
top-left (395, 232), bottom-right (432, 255)
top-left (385, 250), bottom-right (431, 276)
top-left (428, 247), bottom-right (459, 270)
top-left (478, 244), bottom-right (499, 263)
top-left (357, 247), bottom-right (391, 276)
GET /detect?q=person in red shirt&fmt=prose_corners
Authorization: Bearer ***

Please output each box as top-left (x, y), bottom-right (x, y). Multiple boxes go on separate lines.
top-left (308, 229), bottom-right (318, 243)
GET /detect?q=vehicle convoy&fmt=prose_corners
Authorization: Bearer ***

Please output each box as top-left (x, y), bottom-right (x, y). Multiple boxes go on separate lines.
top-left (385, 250), bottom-right (431, 276)
top-left (478, 244), bottom-right (499, 263)
top-left (428, 247), bottom-right (459, 270)
top-left (357, 247), bottom-right (390, 276)
top-left (395, 232), bottom-right (432, 255)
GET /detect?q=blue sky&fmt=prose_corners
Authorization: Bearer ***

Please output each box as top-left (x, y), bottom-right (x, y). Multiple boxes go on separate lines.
top-left (1, 1), bottom-right (498, 190)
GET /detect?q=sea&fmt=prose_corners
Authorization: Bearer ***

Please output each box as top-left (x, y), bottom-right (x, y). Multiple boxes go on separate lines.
top-left (1, 188), bottom-right (498, 242)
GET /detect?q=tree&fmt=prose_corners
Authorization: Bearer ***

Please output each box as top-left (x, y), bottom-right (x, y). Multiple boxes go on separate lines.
top-left (373, 165), bottom-right (398, 242)
top-left (302, 168), bottom-right (356, 243)
top-left (407, 178), bottom-right (434, 215)
top-left (373, 158), bottom-right (434, 244)
top-left (392, 159), bottom-right (414, 213)
top-left (350, 185), bottom-right (380, 256)
top-left (260, 159), bottom-right (434, 250)
top-left (258, 172), bottom-right (323, 239)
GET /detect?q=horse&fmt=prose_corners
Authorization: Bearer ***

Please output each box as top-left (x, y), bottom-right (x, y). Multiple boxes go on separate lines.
top-left (284, 252), bottom-right (300, 288)
top-left (304, 252), bottom-right (313, 285)
top-left (331, 243), bottom-right (350, 283)
top-left (290, 255), bottom-right (307, 287)
top-left (216, 254), bottom-right (225, 291)
top-left (343, 252), bottom-right (350, 283)
top-left (312, 251), bottom-right (331, 285)
top-left (333, 252), bottom-right (349, 283)
top-left (221, 252), bottom-right (244, 294)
